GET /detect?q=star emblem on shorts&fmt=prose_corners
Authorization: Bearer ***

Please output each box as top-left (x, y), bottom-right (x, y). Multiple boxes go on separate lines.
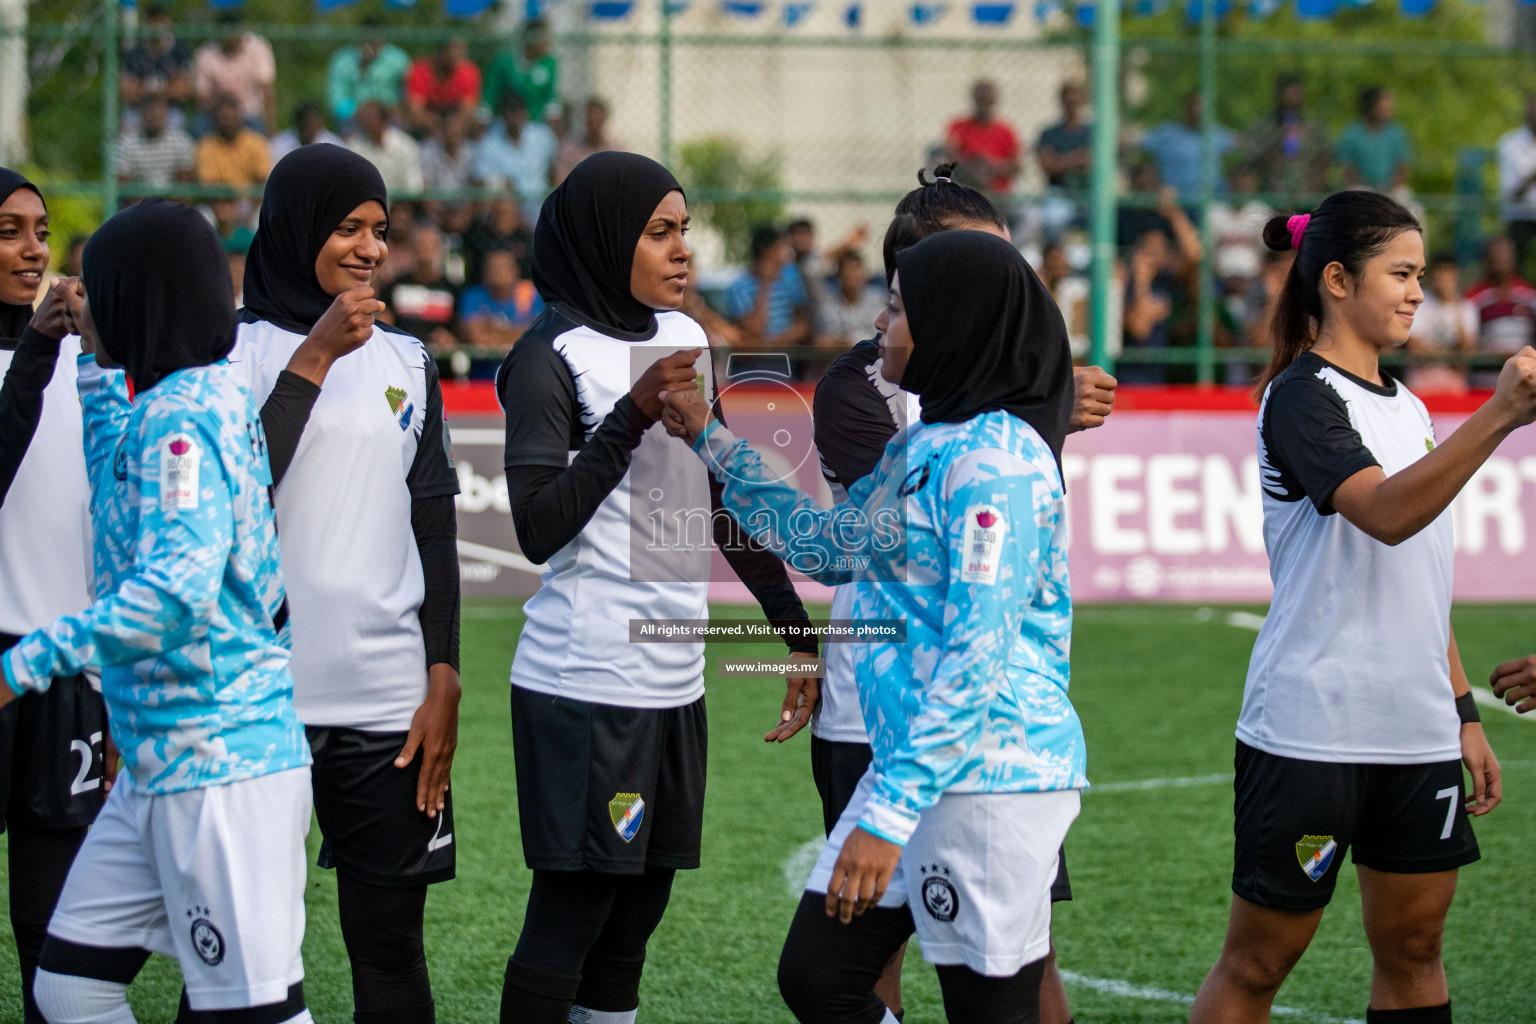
top-left (917, 864), bottom-right (950, 876)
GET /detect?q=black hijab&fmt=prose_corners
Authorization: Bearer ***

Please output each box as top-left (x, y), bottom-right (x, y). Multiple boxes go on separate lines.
top-left (896, 230), bottom-right (1073, 471)
top-left (243, 144), bottom-right (388, 333)
top-left (83, 200), bottom-right (235, 393)
top-left (532, 151), bottom-right (684, 336)
top-left (0, 168), bottom-right (45, 344)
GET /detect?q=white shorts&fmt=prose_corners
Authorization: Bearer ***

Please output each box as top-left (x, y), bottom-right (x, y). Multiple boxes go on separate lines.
top-left (47, 767), bottom-right (312, 1011)
top-left (806, 766), bottom-right (1081, 976)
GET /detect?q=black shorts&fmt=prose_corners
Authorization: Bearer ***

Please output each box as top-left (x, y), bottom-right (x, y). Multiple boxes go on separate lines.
top-left (0, 640), bottom-right (106, 833)
top-left (810, 735), bottom-right (1073, 903)
top-left (1232, 740), bottom-right (1480, 911)
top-left (306, 726), bottom-right (456, 888)
top-left (511, 684), bottom-right (706, 874)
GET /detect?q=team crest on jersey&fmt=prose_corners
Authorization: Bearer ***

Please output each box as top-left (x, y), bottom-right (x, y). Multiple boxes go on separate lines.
top-left (160, 433), bottom-right (201, 511)
top-left (385, 386), bottom-right (414, 431)
top-left (899, 462), bottom-right (931, 497)
top-left (1295, 835), bottom-right (1337, 882)
top-left (609, 792), bottom-right (645, 843)
top-left (187, 906), bottom-right (225, 965)
top-left (918, 863), bottom-right (958, 922)
top-left (960, 504), bottom-right (1008, 585)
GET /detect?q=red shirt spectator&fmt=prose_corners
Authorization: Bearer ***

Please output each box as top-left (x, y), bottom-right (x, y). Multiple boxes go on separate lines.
top-left (944, 80), bottom-right (1022, 193)
top-left (407, 40), bottom-right (481, 134)
top-left (1467, 237), bottom-right (1536, 385)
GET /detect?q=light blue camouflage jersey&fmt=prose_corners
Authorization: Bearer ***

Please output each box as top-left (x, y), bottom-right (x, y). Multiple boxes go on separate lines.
top-left (694, 409), bottom-right (1085, 846)
top-left (1, 355), bottom-right (309, 795)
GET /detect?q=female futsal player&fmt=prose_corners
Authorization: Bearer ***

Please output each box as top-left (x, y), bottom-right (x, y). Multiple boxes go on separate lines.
top-left (0, 169), bottom-right (106, 1024)
top-left (1189, 190), bottom-right (1536, 1024)
top-left (664, 229), bottom-right (1086, 1024)
top-left (495, 151), bottom-right (819, 1024)
top-left (231, 144), bottom-right (461, 1024)
top-left (4, 198), bottom-right (314, 1024)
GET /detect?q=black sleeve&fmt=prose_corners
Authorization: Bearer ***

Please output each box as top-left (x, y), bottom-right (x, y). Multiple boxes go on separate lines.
top-left (812, 358), bottom-right (898, 493)
top-left (259, 370), bottom-right (321, 487)
top-left (0, 327), bottom-right (62, 508)
top-left (709, 395), bottom-right (819, 657)
top-left (407, 355), bottom-right (461, 500)
top-left (412, 493), bottom-right (460, 671)
top-left (1263, 378), bottom-right (1381, 515)
top-left (501, 338), bottom-right (650, 565)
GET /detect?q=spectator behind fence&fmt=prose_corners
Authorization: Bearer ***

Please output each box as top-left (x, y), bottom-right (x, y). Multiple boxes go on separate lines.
top-left (1407, 251), bottom-right (1477, 394)
top-left (1140, 91), bottom-right (1234, 204)
top-left (1207, 163), bottom-right (1268, 285)
top-left (192, 10), bottom-right (276, 136)
top-left (722, 225), bottom-right (813, 355)
top-left (326, 18), bottom-right (411, 125)
top-left (270, 101), bottom-right (342, 163)
top-left (815, 251), bottom-right (884, 348)
top-left (407, 39), bottom-right (481, 137)
top-left (483, 18), bottom-right (560, 124)
top-left (1467, 235), bottom-right (1536, 387)
top-left (473, 94), bottom-right (557, 199)
top-left (1040, 241), bottom-right (1091, 360)
top-left (1337, 86), bottom-right (1410, 194)
top-left (1037, 82), bottom-right (1092, 194)
top-left (382, 224), bottom-right (462, 353)
top-left (1496, 94), bottom-right (1536, 270)
top-left (346, 99), bottom-right (424, 195)
top-left (121, 4), bottom-right (191, 127)
top-left (1117, 161), bottom-right (1169, 246)
top-left (1121, 190), bottom-right (1203, 384)
top-left (225, 228), bottom-right (251, 307)
top-left (462, 195), bottom-right (533, 282)
top-left (459, 248), bottom-right (543, 353)
top-left (553, 98), bottom-right (622, 186)
top-left (421, 115), bottom-right (478, 193)
top-left (944, 79), bottom-right (1022, 194)
top-left (1242, 72), bottom-right (1330, 198)
top-left (195, 93), bottom-right (270, 187)
top-left (209, 197), bottom-right (255, 255)
top-left (118, 92), bottom-right (195, 190)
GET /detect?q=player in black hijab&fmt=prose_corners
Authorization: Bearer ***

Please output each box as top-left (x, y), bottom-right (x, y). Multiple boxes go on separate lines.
top-left (496, 152), bottom-right (819, 1024)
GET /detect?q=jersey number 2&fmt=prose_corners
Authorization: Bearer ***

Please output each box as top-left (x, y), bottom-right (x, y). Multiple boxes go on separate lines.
top-left (70, 732), bottom-right (104, 795)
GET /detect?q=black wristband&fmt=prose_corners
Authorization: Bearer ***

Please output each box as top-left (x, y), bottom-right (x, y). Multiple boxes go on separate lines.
top-left (1455, 691), bottom-right (1481, 725)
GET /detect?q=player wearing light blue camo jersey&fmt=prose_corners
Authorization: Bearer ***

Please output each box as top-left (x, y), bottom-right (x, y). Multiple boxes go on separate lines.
top-left (0, 355), bottom-right (309, 795)
top-left (692, 406), bottom-right (1085, 847)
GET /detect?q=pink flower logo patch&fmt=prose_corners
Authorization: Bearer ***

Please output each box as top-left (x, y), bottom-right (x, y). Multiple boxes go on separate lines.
top-left (169, 438), bottom-right (191, 457)
top-left (975, 510), bottom-right (997, 529)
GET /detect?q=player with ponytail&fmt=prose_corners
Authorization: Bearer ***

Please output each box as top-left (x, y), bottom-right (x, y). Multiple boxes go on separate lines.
top-left (1191, 190), bottom-right (1536, 1024)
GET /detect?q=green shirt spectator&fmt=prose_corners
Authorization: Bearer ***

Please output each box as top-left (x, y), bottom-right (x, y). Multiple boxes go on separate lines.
top-left (483, 19), bottom-right (560, 122)
top-left (327, 36), bottom-right (411, 123)
top-left (1337, 87), bottom-right (1410, 192)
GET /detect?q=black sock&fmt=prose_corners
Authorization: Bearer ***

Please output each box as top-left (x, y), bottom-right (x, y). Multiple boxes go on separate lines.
top-left (1365, 1003), bottom-right (1452, 1024)
top-left (9, 826), bottom-right (88, 1024)
top-left (573, 950), bottom-right (646, 1014)
top-left (336, 874), bottom-right (434, 1024)
top-left (502, 958), bottom-right (581, 1024)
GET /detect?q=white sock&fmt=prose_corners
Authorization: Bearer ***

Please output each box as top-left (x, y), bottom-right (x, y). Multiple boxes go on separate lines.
top-left (278, 1012), bottom-right (314, 1024)
top-left (569, 1006), bottom-right (638, 1024)
top-left (880, 1011), bottom-right (900, 1024)
top-left (32, 969), bottom-right (137, 1024)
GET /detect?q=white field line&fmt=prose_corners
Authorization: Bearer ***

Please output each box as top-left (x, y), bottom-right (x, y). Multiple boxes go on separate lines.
top-left (1212, 610), bottom-right (1530, 721)
top-left (456, 539), bottom-right (544, 576)
top-left (1059, 971), bottom-right (1365, 1024)
top-left (783, 837), bottom-right (824, 897)
top-left (1088, 772), bottom-right (1231, 794)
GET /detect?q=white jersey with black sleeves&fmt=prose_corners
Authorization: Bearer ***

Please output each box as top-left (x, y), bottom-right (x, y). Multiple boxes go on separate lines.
top-left (1241, 351), bottom-right (1459, 765)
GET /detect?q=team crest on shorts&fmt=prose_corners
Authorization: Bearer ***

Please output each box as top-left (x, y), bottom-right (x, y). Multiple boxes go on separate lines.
top-left (385, 386), bottom-right (414, 431)
top-left (1295, 835), bottom-right (1337, 882)
top-left (186, 906), bottom-right (225, 966)
top-left (918, 863), bottom-right (958, 923)
top-left (609, 792), bottom-right (645, 843)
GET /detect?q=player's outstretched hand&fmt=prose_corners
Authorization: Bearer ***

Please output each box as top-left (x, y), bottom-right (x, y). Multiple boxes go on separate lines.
top-left (631, 348), bottom-right (702, 424)
top-left (1460, 721), bottom-right (1501, 816)
top-left (1070, 365), bottom-right (1118, 433)
top-left (396, 664), bottom-right (461, 818)
top-left (825, 826), bottom-right (902, 925)
top-left (29, 278), bottom-right (78, 341)
top-left (1491, 346), bottom-right (1536, 428)
top-left (660, 387), bottom-right (712, 446)
top-left (1490, 654), bottom-right (1536, 714)
top-left (764, 654), bottom-right (819, 743)
top-left (288, 286), bottom-right (383, 386)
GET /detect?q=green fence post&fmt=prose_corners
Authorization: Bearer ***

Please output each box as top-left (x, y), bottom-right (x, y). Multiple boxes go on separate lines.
top-left (659, 0), bottom-right (673, 168)
top-left (1195, 0), bottom-right (1217, 384)
top-left (1088, 0), bottom-right (1120, 372)
top-left (100, 0), bottom-right (119, 215)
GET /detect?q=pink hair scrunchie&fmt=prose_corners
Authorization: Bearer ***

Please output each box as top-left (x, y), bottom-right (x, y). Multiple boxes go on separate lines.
top-left (1287, 214), bottom-right (1311, 250)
